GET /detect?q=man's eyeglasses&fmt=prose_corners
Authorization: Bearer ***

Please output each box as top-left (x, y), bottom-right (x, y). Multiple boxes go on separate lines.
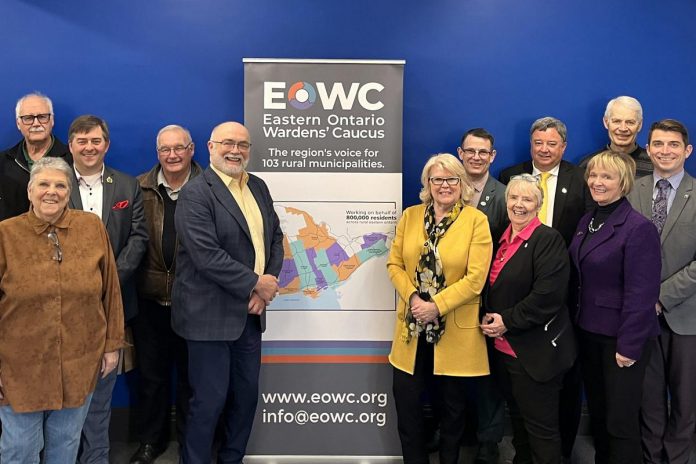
top-left (47, 229), bottom-right (63, 263)
top-left (19, 113), bottom-right (52, 125)
top-left (157, 143), bottom-right (192, 155)
top-left (429, 177), bottom-right (461, 186)
top-left (210, 140), bottom-right (251, 151)
top-left (460, 148), bottom-right (492, 158)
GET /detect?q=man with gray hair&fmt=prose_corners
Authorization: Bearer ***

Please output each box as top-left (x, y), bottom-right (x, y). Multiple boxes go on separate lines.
top-left (499, 116), bottom-right (589, 245)
top-left (129, 125), bottom-right (202, 464)
top-left (579, 96), bottom-right (653, 178)
top-left (0, 92), bottom-right (72, 212)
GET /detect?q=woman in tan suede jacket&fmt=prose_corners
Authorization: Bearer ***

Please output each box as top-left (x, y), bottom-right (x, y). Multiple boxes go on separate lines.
top-left (0, 157), bottom-right (125, 463)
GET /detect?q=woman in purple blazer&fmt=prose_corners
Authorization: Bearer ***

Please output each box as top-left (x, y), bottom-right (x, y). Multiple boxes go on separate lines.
top-left (569, 151), bottom-right (661, 464)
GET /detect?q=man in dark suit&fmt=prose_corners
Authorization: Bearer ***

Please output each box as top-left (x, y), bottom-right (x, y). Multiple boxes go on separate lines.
top-left (458, 127), bottom-right (508, 244)
top-left (498, 117), bottom-right (590, 462)
top-left (499, 116), bottom-right (589, 246)
top-left (0, 92), bottom-right (72, 213)
top-left (66, 115), bottom-right (148, 464)
top-left (173, 121), bottom-right (283, 464)
top-left (457, 127), bottom-right (508, 463)
top-left (627, 119), bottom-right (696, 464)
top-left (579, 96), bottom-right (653, 178)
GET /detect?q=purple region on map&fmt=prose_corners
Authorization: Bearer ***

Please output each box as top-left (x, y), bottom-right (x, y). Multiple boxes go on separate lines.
top-left (361, 233), bottom-right (387, 249)
top-left (326, 242), bottom-right (349, 265)
top-left (305, 248), bottom-right (328, 289)
top-left (279, 259), bottom-right (299, 287)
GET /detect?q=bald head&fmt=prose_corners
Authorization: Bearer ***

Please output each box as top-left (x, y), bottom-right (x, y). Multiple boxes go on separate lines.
top-left (208, 121), bottom-right (251, 179)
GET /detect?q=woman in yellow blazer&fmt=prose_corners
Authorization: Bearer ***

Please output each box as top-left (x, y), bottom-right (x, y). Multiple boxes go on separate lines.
top-left (388, 153), bottom-right (493, 464)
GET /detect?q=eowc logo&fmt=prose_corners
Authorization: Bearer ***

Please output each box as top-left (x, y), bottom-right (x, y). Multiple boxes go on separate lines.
top-left (264, 81), bottom-right (384, 111)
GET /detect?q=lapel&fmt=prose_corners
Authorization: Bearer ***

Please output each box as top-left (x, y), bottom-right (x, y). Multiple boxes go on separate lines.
top-left (205, 168), bottom-right (253, 243)
top-left (576, 200), bottom-right (631, 263)
top-left (69, 170), bottom-right (83, 210)
top-left (553, 161), bottom-right (571, 222)
top-left (661, 174), bottom-right (694, 244)
top-left (635, 175), bottom-right (654, 219)
top-left (476, 176), bottom-right (497, 213)
top-left (101, 166), bottom-right (116, 228)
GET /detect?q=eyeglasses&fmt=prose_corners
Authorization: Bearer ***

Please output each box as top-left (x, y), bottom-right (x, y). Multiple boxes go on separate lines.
top-left (460, 148), bottom-right (492, 158)
top-left (47, 229), bottom-right (63, 263)
top-left (210, 140), bottom-right (251, 151)
top-left (157, 143), bottom-right (192, 155)
top-left (19, 113), bottom-right (52, 125)
top-left (429, 177), bottom-right (461, 186)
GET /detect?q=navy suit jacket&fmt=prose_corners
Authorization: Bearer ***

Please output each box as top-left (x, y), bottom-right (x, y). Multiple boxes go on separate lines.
top-left (499, 159), bottom-right (592, 246)
top-left (172, 168), bottom-right (284, 341)
top-left (69, 165), bottom-right (148, 321)
top-left (569, 198), bottom-right (661, 360)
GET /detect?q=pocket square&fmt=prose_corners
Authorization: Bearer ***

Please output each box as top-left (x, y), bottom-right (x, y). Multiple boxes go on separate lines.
top-left (112, 200), bottom-right (130, 210)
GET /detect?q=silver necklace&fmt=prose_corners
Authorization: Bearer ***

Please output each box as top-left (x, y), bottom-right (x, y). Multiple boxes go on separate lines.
top-left (588, 217), bottom-right (604, 233)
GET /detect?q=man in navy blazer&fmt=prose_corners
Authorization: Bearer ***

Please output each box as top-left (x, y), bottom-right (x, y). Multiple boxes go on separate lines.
top-left (628, 119), bottom-right (696, 464)
top-left (173, 121), bottom-right (283, 464)
top-left (67, 115), bottom-right (148, 464)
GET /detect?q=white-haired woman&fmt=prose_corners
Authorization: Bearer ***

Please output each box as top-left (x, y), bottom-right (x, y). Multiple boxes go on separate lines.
top-left (481, 173), bottom-right (576, 464)
top-left (388, 153), bottom-right (493, 464)
top-left (0, 157), bottom-right (124, 463)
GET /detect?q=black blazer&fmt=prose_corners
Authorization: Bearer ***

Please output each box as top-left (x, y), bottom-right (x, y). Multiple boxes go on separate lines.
top-left (499, 160), bottom-right (592, 246)
top-left (485, 225), bottom-right (576, 382)
top-left (69, 165), bottom-right (148, 321)
top-left (0, 174), bottom-right (28, 221)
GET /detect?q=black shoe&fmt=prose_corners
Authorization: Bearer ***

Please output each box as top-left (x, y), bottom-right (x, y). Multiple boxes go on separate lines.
top-left (474, 441), bottom-right (500, 464)
top-left (130, 443), bottom-right (166, 464)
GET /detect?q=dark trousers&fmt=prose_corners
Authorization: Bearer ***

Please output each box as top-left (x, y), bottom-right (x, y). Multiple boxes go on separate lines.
top-left (182, 315), bottom-right (261, 464)
top-left (558, 356), bottom-right (583, 459)
top-left (641, 318), bottom-right (696, 464)
top-left (471, 340), bottom-right (505, 444)
top-left (131, 298), bottom-right (191, 447)
top-left (392, 337), bottom-right (471, 464)
top-left (491, 350), bottom-right (563, 464)
top-left (579, 329), bottom-right (651, 464)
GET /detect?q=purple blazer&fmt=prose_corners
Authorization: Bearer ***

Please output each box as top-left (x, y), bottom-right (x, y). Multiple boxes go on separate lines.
top-left (569, 198), bottom-right (661, 360)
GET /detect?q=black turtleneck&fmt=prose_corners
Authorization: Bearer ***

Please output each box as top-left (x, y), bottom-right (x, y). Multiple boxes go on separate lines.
top-left (580, 196), bottom-right (626, 250)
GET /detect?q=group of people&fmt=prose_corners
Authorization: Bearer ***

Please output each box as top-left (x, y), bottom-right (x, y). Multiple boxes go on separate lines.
top-left (388, 96), bottom-right (696, 464)
top-left (0, 90), bottom-right (694, 464)
top-left (0, 92), bottom-right (282, 464)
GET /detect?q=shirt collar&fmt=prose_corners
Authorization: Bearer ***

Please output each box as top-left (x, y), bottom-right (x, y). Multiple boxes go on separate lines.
top-left (652, 169), bottom-right (685, 191)
top-left (470, 172), bottom-right (489, 193)
top-left (499, 216), bottom-right (542, 245)
top-left (157, 166), bottom-right (191, 192)
top-left (74, 165), bottom-right (105, 183)
top-left (210, 164), bottom-right (248, 188)
top-left (532, 162), bottom-right (560, 177)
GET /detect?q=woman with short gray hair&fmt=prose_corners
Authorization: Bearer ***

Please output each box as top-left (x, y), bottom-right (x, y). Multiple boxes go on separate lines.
top-left (0, 157), bottom-right (125, 463)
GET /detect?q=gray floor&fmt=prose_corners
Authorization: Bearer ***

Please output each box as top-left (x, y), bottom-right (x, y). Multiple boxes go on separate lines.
top-left (111, 434), bottom-right (694, 463)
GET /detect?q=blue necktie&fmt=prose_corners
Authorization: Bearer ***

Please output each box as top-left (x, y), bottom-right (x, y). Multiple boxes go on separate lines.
top-left (651, 179), bottom-right (671, 234)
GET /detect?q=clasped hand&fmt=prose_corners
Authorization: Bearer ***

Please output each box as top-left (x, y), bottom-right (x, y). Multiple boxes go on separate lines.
top-left (480, 312), bottom-right (507, 338)
top-left (409, 293), bottom-right (439, 324)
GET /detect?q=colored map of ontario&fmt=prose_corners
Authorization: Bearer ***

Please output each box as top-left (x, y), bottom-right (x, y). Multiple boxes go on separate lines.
top-left (276, 206), bottom-right (389, 300)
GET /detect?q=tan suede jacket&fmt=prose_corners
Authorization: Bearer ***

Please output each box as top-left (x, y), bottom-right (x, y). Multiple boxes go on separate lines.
top-left (0, 208), bottom-right (125, 412)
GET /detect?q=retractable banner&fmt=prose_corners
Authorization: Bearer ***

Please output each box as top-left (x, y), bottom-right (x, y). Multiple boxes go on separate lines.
top-left (244, 58), bottom-right (404, 459)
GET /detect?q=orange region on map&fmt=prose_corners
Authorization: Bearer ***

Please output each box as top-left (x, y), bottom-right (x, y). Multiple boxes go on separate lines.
top-left (285, 207), bottom-right (336, 250)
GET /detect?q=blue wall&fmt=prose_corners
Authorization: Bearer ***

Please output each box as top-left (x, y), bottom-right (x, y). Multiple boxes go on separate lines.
top-left (3, 0), bottom-right (696, 404)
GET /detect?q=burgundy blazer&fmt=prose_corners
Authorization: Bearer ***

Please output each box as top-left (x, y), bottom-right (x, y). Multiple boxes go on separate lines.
top-left (569, 198), bottom-right (661, 360)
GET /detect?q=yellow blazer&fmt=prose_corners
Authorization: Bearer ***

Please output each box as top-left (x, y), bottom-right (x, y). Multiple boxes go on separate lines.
top-left (388, 203), bottom-right (493, 376)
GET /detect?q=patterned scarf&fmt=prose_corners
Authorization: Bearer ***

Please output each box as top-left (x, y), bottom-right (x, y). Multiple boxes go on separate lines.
top-left (403, 201), bottom-right (463, 344)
